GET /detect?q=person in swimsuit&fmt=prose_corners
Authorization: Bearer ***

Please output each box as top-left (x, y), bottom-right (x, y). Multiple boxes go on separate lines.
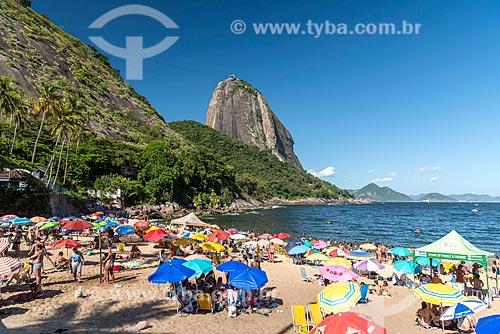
top-left (103, 247), bottom-right (116, 284)
top-left (70, 247), bottom-right (85, 282)
top-left (29, 244), bottom-right (44, 287)
top-left (458, 314), bottom-right (476, 334)
top-left (12, 231), bottom-right (23, 257)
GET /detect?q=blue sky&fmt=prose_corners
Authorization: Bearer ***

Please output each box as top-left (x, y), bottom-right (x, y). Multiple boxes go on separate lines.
top-left (31, 1), bottom-right (500, 196)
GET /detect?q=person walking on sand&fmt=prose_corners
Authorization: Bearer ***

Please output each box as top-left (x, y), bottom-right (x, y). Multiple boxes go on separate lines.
top-left (29, 244), bottom-right (44, 287)
top-left (70, 247), bottom-right (85, 282)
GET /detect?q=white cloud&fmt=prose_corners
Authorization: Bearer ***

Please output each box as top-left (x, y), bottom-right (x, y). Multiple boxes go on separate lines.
top-left (428, 176), bottom-right (438, 182)
top-left (367, 169), bottom-right (375, 174)
top-left (370, 177), bottom-right (393, 183)
top-left (388, 171), bottom-right (397, 177)
top-left (308, 166), bottom-right (336, 178)
top-left (417, 166), bottom-right (443, 172)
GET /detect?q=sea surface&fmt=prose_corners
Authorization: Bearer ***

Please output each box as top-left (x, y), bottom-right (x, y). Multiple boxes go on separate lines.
top-left (205, 202), bottom-right (500, 253)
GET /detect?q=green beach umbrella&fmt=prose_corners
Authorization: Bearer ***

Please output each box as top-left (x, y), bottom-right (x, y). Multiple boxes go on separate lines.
top-left (91, 222), bottom-right (101, 230)
top-left (40, 222), bottom-right (61, 231)
top-left (306, 253), bottom-right (329, 261)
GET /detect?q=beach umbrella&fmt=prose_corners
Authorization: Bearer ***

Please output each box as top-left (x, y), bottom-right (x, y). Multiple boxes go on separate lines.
top-left (303, 240), bottom-right (313, 248)
top-left (173, 238), bottom-right (195, 246)
top-left (143, 229), bottom-right (168, 242)
top-left (258, 233), bottom-right (273, 240)
top-left (416, 257), bottom-right (441, 267)
top-left (145, 225), bottom-right (160, 233)
top-left (270, 238), bottom-right (284, 246)
top-left (91, 222), bottom-right (101, 230)
top-left (345, 250), bottom-right (376, 261)
top-left (329, 249), bottom-right (346, 257)
top-left (322, 246), bottom-right (338, 253)
top-left (389, 247), bottom-right (411, 257)
top-left (288, 244), bottom-right (310, 255)
top-left (359, 243), bottom-right (377, 251)
top-left (63, 220), bottom-right (92, 230)
top-left (319, 265), bottom-right (360, 282)
top-left (185, 254), bottom-right (212, 262)
top-left (201, 229), bottom-right (212, 236)
top-left (354, 259), bottom-right (385, 272)
top-left (216, 260), bottom-right (249, 272)
top-left (148, 260), bottom-right (195, 284)
top-left (202, 242), bottom-right (225, 252)
top-left (243, 241), bottom-right (258, 249)
top-left (313, 241), bottom-right (330, 250)
top-left (2, 215), bottom-right (17, 219)
top-left (324, 257), bottom-right (352, 269)
top-left (134, 220), bottom-right (150, 230)
top-left (414, 283), bottom-right (467, 306)
top-left (115, 225), bottom-right (135, 235)
top-left (0, 238), bottom-right (10, 254)
top-left (440, 300), bottom-right (488, 320)
top-left (258, 239), bottom-right (270, 247)
top-left (285, 239), bottom-right (303, 252)
top-left (119, 233), bottom-right (142, 243)
top-left (0, 257), bottom-right (22, 279)
top-left (208, 230), bottom-right (230, 241)
top-left (274, 232), bottom-right (291, 239)
top-left (48, 216), bottom-right (61, 221)
top-left (9, 217), bottom-right (34, 225)
top-left (317, 282), bottom-right (362, 315)
top-left (310, 312), bottom-right (387, 334)
top-left (209, 224), bottom-right (220, 230)
top-left (230, 233), bottom-right (247, 240)
top-left (182, 259), bottom-right (213, 278)
top-left (30, 216), bottom-right (48, 223)
top-left (226, 228), bottom-right (241, 235)
top-left (103, 222), bottom-right (120, 229)
top-left (40, 221), bottom-right (61, 231)
top-left (394, 260), bottom-right (422, 274)
top-left (163, 234), bottom-right (179, 242)
top-left (228, 267), bottom-right (268, 290)
top-left (191, 233), bottom-right (209, 241)
top-left (306, 253), bottom-right (329, 261)
top-left (52, 239), bottom-right (81, 249)
top-left (476, 314), bottom-right (500, 334)
top-left (182, 231), bottom-right (196, 239)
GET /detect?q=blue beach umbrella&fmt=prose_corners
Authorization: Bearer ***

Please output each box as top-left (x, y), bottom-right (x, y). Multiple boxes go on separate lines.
top-left (416, 257), bottom-right (441, 267)
top-left (182, 259), bottom-right (213, 278)
top-left (394, 260), bottom-right (422, 274)
top-left (285, 239), bottom-right (303, 253)
top-left (302, 240), bottom-right (313, 248)
top-left (476, 314), bottom-right (500, 334)
top-left (170, 258), bottom-right (187, 265)
top-left (389, 247), bottom-right (411, 257)
top-left (216, 260), bottom-right (249, 272)
top-left (440, 300), bottom-right (488, 321)
top-left (8, 217), bottom-right (34, 225)
top-left (228, 267), bottom-right (268, 290)
top-left (148, 260), bottom-right (195, 284)
top-left (104, 222), bottom-right (120, 229)
top-left (288, 244), bottom-right (310, 255)
top-left (115, 225), bottom-right (135, 235)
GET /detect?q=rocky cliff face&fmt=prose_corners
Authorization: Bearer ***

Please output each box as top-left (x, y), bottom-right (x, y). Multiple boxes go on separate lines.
top-left (206, 76), bottom-right (302, 168)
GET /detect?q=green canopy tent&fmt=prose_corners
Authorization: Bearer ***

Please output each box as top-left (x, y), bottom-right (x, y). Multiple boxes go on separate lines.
top-left (414, 230), bottom-right (494, 302)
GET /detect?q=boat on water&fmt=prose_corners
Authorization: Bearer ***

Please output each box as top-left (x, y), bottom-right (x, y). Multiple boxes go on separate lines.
top-left (326, 221), bottom-right (332, 225)
top-left (472, 209), bottom-right (479, 213)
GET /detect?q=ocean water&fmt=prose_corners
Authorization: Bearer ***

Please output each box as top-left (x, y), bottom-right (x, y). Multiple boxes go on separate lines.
top-left (205, 202), bottom-right (500, 253)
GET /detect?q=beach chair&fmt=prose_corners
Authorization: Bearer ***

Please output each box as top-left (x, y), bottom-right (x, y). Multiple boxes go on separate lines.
top-left (117, 243), bottom-right (125, 254)
top-left (358, 284), bottom-right (369, 303)
top-left (308, 303), bottom-right (324, 329)
top-left (300, 267), bottom-right (312, 282)
top-left (292, 305), bottom-right (309, 334)
top-left (197, 293), bottom-right (214, 314)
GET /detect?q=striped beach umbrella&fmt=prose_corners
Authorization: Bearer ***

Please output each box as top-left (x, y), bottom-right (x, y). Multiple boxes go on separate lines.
top-left (440, 300), bottom-right (488, 320)
top-left (306, 253), bottom-right (329, 261)
top-left (359, 243), bottom-right (377, 251)
top-left (318, 282), bottom-right (361, 314)
top-left (414, 283), bottom-right (467, 306)
top-left (0, 237), bottom-right (10, 254)
top-left (345, 250), bottom-right (376, 261)
top-left (354, 259), bottom-right (385, 272)
top-left (0, 257), bottom-right (22, 279)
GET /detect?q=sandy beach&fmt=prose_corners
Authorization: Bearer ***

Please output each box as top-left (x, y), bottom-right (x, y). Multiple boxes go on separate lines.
top-left (0, 237), bottom-right (499, 334)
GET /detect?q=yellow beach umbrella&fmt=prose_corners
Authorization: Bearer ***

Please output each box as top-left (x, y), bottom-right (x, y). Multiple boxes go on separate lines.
top-left (173, 238), bottom-right (195, 246)
top-left (359, 243), bottom-right (377, 251)
top-left (192, 233), bottom-right (208, 241)
top-left (31, 216), bottom-right (48, 223)
top-left (317, 282), bottom-right (361, 315)
top-left (202, 242), bottom-right (225, 252)
top-left (145, 225), bottom-right (160, 233)
top-left (306, 253), bottom-right (329, 261)
top-left (414, 283), bottom-right (467, 306)
top-left (324, 257), bottom-right (352, 269)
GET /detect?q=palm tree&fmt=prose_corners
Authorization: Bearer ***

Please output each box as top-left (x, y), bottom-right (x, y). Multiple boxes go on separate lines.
top-left (0, 76), bottom-right (20, 129)
top-left (30, 82), bottom-right (61, 163)
top-left (9, 93), bottom-right (29, 155)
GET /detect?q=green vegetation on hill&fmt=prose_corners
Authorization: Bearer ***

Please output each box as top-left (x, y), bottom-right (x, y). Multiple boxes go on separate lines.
top-left (351, 183), bottom-right (413, 202)
top-left (168, 121), bottom-right (350, 200)
top-left (417, 193), bottom-right (457, 202)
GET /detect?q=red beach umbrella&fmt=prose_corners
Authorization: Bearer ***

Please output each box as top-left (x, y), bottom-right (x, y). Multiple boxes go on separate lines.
top-left (2, 214), bottom-right (18, 219)
top-left (274, 232), bottom-right (291, 239)
top-left (329, 249), bottom-right (346, 257)
top-left (52, 239), bottom-right (81, 249)
top-left (310, 312), bottom-right (387, 334)
top-left (143, 229), bottom-right (168, 242)
top-left (208, 230), bottom-right (230, 242)
top-left (63, 220), bottom-right (93, 230)
top-left (134, 220), bottom-right (150, 230)
top-left (258, 233), bottom-right (273, 240)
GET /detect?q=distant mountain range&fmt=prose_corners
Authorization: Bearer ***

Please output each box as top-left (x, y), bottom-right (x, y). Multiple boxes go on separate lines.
top-left (350, 183), bottom-right (500, 202)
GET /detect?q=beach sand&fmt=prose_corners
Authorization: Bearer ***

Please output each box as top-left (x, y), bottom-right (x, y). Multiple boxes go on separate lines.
top-left (1, 241), bottom-right (499, 333)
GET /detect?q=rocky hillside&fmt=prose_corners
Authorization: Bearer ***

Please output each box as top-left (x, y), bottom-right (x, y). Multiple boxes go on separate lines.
top-left (0, 0), bottom-right (173, 143)
top-left (206, 76), bottom-right (302, 168)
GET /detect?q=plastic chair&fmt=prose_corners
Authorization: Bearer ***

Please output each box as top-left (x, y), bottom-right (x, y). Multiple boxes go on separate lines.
top-left (300, 267), bottom-right (311, 282)
top-left (292, 305), bottom-right (309, 334)
top-left (197, 293), bottom-right (213, 313)
top-left (308, 303), bottom-right (324, 328)
top-left (358, 284), bottom-right (369, 303)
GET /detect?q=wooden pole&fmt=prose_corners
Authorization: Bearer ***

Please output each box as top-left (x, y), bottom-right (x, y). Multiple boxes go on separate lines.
top-left (99, 229), bottom-right (102, 283)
